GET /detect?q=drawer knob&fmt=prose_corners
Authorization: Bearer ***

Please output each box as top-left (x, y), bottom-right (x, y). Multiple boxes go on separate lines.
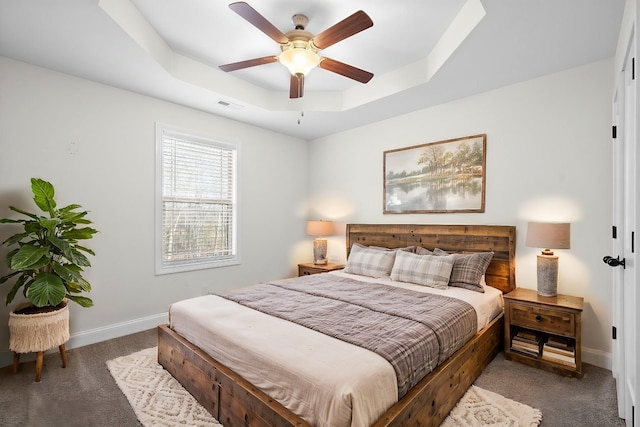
top-left (535, 315), bottom-right (543, 322)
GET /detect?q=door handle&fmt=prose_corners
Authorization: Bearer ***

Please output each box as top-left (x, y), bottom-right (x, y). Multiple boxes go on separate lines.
top-left (603, 255), bottom-right (626, 268)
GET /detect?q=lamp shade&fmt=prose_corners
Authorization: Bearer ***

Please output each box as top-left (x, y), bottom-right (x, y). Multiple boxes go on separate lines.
top-left (526, 222), bottom-right (570, 250)
top-left (279, 47), bottom-right (320, 76)
top-left (306, 220), bottom-right (334, 237)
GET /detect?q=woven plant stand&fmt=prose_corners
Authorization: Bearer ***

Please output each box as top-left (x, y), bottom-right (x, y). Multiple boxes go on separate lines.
top-left (8, 300), bottom-right (69, 382)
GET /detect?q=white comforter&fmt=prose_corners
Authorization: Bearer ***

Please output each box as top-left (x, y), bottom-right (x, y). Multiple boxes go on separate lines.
top-left (169, 271), bottom-right (503, 427)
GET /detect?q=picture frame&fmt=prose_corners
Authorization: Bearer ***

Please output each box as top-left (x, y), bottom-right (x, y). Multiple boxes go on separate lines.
top-left (383, 134), bottom-right (486, 214)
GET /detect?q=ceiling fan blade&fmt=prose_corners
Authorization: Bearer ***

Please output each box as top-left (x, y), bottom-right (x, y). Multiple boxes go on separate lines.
top-left (219, 55), bottom-right (278, 72)
top-left (229, 2), bottom-right (289, 44)
top-left (290, 74), bottom-right (304, 99)
top-left (311, 10), bottom-right (373, 50)
top-left (319, 58), bottom-right (373, 83)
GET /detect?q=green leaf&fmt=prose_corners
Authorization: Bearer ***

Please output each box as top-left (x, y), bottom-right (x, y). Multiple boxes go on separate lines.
top-left (10, 245), bottom-right (49, 270)
top-left (59, 209), bottom-right (88, 222)
top-left (66, 295), bottom-right (93, 308)
top-left (75, 245), bottom-right (95, 256)
top-left (69, 249), bottom-right (91, 267)
top-left (58, 204), bottom-right (82, 213)
top-left (25, 273), bottom-right (66, 307)
top-left (24, 220), bottom-right (44, 234)
top-left (4, 248), bottom-right (19, 268)
top-left (48, 236), bottom-right (73, 260)
top-left (0, 218), bottom-right (26, 224)
top-left (65, 281), bottom-right (83, 293)
top-left (5, 275), bottom-right (30, 305)
top-left (52, 263), bottom-right (91, 291)
top-left (31, 178), bottom-right (56, 214)
top-left (2, 232), bottom-right (29, 246)
top-left (0, 270), bottom-right (21, 284)
top-left (8, 206), bottom-right (39, 220)
top-left (5, 275), bottom-right (29, 305)
top-left (19, 254), bottom-right (50, 272)
top-left (39, 217), bottom-right (60, 234)
top-left (61, 227), bottom-right (98, 240)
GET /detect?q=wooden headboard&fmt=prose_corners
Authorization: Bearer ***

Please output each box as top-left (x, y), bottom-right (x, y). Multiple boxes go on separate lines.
top-left (346, 224), bottom-right (516, 294)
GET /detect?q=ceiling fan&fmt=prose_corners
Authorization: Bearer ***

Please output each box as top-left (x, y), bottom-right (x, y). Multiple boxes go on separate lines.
top-left (219, 2), bottom-right (374, 99)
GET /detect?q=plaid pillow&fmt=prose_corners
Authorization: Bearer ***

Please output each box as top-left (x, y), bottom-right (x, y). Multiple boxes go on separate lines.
top-left (390, 250), bottom-right (455, 289)
top-left (433, 248), bottom-right (493, 293)
top-left (344, 243), bottom-right (397, 278)
top-left (415, 246), bottom-right (433, 255)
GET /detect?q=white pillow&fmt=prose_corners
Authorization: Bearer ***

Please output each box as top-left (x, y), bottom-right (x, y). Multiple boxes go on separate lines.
top-left (390, 250), bottom-right (455, 289)
top-left (344, 243), bottom-right (397, 278)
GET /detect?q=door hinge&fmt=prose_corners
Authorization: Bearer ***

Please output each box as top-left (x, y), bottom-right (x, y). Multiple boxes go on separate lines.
top-left (612, 326), bottom-right (617, 339)
top-left (633, 231), bottom-right (636, 253)
top-left (633, 57), bottom-right (635, 80)
top-left (613, 226), bottom-right (617, 239)
top-left (613, 125), bottom-right (617, 139)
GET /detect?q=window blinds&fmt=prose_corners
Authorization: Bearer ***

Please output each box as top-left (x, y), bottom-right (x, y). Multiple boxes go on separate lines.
top-left (161, 134), bottom-right (236, 267)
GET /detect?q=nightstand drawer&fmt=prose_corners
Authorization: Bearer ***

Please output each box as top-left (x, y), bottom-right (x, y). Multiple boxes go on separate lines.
top-left (509, 302), bottom-right (575, 336)
top-left (298, 263), bottom-right (345, 276)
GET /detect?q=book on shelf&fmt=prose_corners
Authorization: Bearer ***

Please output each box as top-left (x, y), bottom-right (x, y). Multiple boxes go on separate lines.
top-left (546, 336), bottom-right (571, 349)
top-left (541, 350), bottom-right (576, 368)
top-left (543, 343), bottom-right (575, 358)
top-left (514, 330), bottom-right (541, 344)
top-left (511, 346), bottom-right (539, 358)
top-left (512, 340), bottom-right (539, 352)
top-left (511, 330), bottom-right (542, 357)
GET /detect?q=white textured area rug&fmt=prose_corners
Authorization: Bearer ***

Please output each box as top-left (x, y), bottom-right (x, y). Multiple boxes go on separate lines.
top-left (107, 347), bottom-right (222, 427)
top-left (441, 385), bottom-right (542, 427)
top-left (107, 347), bottom-right (542, 427)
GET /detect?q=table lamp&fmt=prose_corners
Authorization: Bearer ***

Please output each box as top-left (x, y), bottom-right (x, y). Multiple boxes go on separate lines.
top-left (306, 220), bottom-right (335, 265)
top-left (525, 222), bottom-right (570, 297)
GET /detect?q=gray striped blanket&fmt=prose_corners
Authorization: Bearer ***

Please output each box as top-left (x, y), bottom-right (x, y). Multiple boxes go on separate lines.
top-left (223, 274), bottom-right (477, 398)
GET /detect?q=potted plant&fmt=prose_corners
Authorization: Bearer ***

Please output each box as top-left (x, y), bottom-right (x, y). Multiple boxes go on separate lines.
top-left (0, 178), bottom-right (97, 381)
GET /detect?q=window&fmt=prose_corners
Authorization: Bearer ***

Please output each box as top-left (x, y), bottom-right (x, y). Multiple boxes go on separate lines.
top-left (155, 124), bottom-right (239, 274)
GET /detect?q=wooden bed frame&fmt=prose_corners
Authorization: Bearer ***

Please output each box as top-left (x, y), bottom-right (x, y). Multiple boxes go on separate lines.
top-left (158, 223), bottom-right (516, 427)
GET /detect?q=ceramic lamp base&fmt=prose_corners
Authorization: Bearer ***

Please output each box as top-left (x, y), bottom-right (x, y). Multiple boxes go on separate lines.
top-left (537, 254), bottom-right (558, 297)
top-left (313, 238), bottom-right (328, 265)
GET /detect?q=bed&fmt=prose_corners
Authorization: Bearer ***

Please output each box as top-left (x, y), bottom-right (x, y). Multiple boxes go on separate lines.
top-left (158, 223), bottom-right (516, 427)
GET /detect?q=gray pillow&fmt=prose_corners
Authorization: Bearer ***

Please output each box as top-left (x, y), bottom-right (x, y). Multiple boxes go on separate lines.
top-left (344, 243), bottom-right (397, 278)
top-left (415, 247), bottom-right (433, 255)
top-left (390, 250), bottom-right (455, 289)
top-left (433, 248), bottom-right (493, 293)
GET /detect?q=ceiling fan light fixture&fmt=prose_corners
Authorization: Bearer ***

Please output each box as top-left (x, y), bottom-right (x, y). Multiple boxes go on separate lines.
top-left (221, 3), bottom-right (374, 98)
top-left (278, 46), bottom-right (320, 76)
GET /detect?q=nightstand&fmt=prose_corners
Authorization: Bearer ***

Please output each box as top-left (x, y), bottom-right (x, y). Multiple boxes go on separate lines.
top-left (298, 262), bottom-right (345, 276)
top-left (504, 288), bottom-right (583, 378)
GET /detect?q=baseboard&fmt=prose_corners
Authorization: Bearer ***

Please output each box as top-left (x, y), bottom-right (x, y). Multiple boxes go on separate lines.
top-left (582, 346), bottom-right (612, 370)
top-left (0, 311), bottom-right (168, 369)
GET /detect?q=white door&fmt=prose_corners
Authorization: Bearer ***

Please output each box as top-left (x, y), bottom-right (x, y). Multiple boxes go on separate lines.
top-left (611, 32), bottom-right (637, 427)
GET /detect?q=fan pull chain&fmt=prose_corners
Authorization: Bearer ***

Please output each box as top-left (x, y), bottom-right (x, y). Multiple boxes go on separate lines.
top-left (298, 111), bottom-right (304, 125)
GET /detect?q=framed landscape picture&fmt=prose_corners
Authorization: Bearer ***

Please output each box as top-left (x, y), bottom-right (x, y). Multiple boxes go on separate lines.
top-left (384, 134), bottom-right (486, 214)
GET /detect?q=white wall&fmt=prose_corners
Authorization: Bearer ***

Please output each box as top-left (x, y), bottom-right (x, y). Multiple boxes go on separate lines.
top-left (0, 57), bottom-right (309, 366)
top-left (308, 59), bottom-right (615, 368)
top-left (0, 55), bottom-right (617, 370)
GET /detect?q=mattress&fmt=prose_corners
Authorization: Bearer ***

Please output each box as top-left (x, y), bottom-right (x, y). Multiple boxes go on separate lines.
top-left (169, 271), bottom-right (503, 427)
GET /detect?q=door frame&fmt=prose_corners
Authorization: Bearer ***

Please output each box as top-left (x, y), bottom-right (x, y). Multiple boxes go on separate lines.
top-left (612, 7), bottom-right (638, 426)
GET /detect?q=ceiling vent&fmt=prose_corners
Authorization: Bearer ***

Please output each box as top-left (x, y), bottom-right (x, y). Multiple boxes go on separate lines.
top-left (216, 99), bottom-right (244, 109)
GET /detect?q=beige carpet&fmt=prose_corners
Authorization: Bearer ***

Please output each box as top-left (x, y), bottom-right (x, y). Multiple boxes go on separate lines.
top-left (107, 347), bottom-right (542, 427)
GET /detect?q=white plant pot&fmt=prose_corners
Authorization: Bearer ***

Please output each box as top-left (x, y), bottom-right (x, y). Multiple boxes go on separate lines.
top-left (8, 300), bottom-right (69, 354)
